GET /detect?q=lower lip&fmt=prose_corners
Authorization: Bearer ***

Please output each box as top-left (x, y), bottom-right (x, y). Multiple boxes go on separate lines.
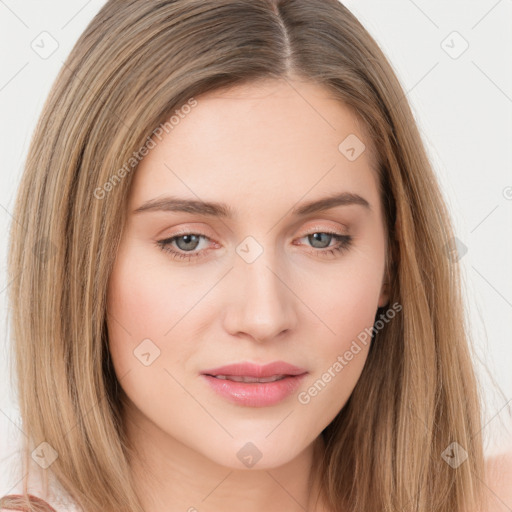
top-left (201, 374), bottom-right (307, 407)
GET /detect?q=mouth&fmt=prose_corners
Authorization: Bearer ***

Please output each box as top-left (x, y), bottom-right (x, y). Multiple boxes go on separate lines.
top-left (207, 374), bottom-right (289, 383)
top-left (200, 361), bottom-right (308, 407)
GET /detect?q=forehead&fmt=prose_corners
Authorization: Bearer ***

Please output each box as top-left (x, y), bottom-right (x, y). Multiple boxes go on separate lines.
top-left (129, 78), bottom-right (380, 213)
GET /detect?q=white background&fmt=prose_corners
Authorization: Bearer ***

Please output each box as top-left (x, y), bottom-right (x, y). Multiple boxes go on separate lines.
top-left (0, 0), bottom-right (511, 490)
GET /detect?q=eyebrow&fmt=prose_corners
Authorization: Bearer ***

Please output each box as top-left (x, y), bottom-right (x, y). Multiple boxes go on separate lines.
top-left (132, 192), bottom-right (371, 217)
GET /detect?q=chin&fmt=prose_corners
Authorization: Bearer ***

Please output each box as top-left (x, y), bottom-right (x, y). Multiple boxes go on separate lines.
top-left (198, 438), bottom-right (307, 471)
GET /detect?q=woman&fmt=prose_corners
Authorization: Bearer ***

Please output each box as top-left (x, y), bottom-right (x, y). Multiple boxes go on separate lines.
top-left (1, 0), bottom-right (501, 510)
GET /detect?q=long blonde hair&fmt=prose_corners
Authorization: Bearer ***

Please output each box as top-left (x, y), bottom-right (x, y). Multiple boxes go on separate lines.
top-left (2, 0), bottom-right (485, 510)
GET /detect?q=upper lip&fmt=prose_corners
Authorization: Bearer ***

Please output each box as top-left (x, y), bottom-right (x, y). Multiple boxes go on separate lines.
top-left (201, 361), bottom-right (307, 378)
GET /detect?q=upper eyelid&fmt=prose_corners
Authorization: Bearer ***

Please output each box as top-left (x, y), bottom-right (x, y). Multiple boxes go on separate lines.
top-left (160, 229), bottom-right (346, 243)
top-left (160, 221), bottom-right (349, 240)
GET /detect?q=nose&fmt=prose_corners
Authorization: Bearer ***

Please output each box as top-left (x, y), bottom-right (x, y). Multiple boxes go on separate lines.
top-left (222, 249), bottom-right (298, 343)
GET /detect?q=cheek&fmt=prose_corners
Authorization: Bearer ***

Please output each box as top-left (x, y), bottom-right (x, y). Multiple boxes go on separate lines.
top-left (105, 244), bottom-right (203, 434)
top-left (297, 284), bottom-right (376, 416)
top-left (105, 242), bottom-right (184, 377)
top-left (304, 246), bottom-right (384, 346)
top-left (106, 239), bottom-right (206, 350)
top-left (296, 251), bottom-right (384, 412)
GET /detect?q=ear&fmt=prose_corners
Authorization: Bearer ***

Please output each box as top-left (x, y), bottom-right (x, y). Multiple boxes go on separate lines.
top-left (378, 279), bottom-right (390, 308)
top-left (378, 259), bottom-right (391, 308)
top-left (378, 218), bottom-right (398, 309)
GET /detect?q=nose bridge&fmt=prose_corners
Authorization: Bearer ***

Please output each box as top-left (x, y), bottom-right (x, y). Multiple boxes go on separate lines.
top-left (223, 237), bottom-right (297, 341)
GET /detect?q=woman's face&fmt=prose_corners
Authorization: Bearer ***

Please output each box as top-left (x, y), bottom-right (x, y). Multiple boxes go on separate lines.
top-left (106, 78), bottom-right (389, 470)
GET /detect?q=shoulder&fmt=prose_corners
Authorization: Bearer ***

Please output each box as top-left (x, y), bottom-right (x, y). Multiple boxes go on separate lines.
top-left (481, 450), bottom-right (512, 511)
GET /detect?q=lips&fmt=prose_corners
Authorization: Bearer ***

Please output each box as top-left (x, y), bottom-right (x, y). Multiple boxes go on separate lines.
top-left (200, 361), bottom-right (308, 407)
top-left (201, 361), bottom-right (307, 379)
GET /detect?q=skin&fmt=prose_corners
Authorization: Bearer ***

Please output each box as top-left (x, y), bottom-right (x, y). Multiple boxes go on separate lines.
top-left (106, 77), bottom-right (390, 512)
top-left (482, 450), bottom-right (512, 511)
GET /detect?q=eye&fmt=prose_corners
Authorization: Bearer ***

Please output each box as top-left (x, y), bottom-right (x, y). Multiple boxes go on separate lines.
top-left (156, 233), bottom-right (213, 262)
top-left (156, 230), bottom-right (353, 262)
top-left (296, 231), bottom-right (353, 258)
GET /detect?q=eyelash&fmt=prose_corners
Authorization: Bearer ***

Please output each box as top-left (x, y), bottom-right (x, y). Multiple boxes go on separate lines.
top-left (156, 230), bottom-right (353, 262)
